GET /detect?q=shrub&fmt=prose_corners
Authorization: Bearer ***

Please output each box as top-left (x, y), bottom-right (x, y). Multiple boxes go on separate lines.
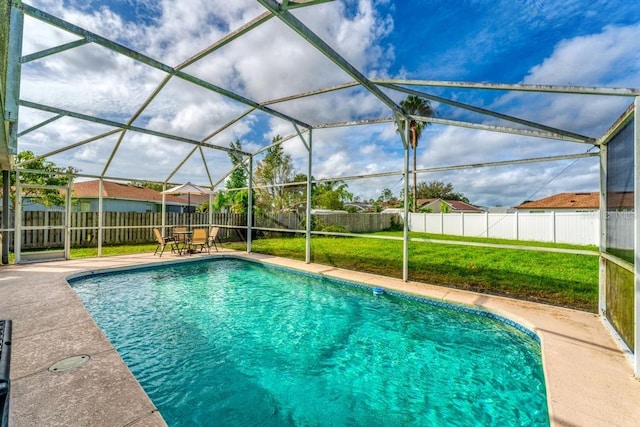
top-left (321, 224), bottom-right (349, 234)
top-left (386, 215), bottom-right (403, 231)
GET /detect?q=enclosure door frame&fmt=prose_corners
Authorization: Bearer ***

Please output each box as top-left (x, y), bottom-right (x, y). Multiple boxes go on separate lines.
top-left (14, 172), bottom-right (72, 263)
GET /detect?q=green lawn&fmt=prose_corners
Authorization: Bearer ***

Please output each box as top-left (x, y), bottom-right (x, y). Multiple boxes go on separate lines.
top-left (70, 243), bottom-right (160, 258)
top-left (14, 232), bottom-right (598, 313)
top-left (228, 233), bottom-right (599, 312)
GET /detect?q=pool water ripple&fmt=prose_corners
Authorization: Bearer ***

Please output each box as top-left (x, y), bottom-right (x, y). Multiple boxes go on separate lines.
top-left (70, 258), bottom-right (549, 426)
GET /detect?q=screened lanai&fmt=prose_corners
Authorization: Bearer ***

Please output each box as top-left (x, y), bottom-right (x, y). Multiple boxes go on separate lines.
top-left (1, 0), bottom-right (640, 375)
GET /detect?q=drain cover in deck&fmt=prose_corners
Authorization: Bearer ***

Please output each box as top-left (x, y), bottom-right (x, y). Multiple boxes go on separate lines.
top-left (48, 355), bottom-right (90, 372)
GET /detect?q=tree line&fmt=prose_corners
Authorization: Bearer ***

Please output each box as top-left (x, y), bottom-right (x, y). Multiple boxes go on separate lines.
top-left (212, 137), bottom-right (356, 214)
top-left (211, 136), bottom-right (469, 214)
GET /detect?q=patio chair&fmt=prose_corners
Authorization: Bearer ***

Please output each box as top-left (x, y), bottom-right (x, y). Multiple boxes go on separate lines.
top-left (153, 228), bottom-right (179, 257)
top-left (208, 226), bottom-right (220, 252)
top-left (188, 228), bottom-right (209, 254)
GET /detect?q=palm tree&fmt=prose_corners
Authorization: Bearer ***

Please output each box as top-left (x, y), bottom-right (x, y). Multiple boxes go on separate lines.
top-left (398, 95), bottom-right (434, 212)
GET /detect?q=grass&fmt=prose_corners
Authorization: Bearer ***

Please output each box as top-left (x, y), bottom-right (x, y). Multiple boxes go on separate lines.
top-left (398, 231), bottom-right (598, 252)
top-left (228, 232), bottom-right (599, 312)
top-left (70, 243), bottom-right (159, 258)
top-left (11, 232), bottom-right (599, 312)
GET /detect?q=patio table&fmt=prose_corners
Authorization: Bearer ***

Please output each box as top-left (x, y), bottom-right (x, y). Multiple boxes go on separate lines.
top-left (172, 231), bottom-right (192, 255)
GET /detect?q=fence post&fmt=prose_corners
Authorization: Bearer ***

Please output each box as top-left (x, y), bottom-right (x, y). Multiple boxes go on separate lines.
top-left (43, 211), bottom-right (49, 248)
top-left (515, 211), bottom-right (519, 241)
top-left (461, 212), bottom-right (464, 236)
top-left (485, 211), bottom-right (489, 238)
top-left (552, 211), bottom-right (556, 243)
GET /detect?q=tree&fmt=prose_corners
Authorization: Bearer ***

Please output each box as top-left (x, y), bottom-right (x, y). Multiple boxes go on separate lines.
top-left (288, 173), bottom-right (310, 212)
top-left (377, 188), bottom-right (398, 207)
top-left (380, 188), bottom-right (394, 202)
top-left (415, 180), bottom-right (469, 203)
top-left (213, 140), bottom-right (250, 213)
top-left (397, 95), bottom-right (435, 213)
top-left (254, 136), bottom-right (298, 211)
top-left (314, 180), bottom-right (353, 210)
top-left (226, 140), bottom-right (248, 190)
top-left (1, 151), bottom-right (77, 210)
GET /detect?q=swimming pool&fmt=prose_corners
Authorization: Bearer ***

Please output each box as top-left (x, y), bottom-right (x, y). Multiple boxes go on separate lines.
top-left (70, 257), bottom-right (549, 426)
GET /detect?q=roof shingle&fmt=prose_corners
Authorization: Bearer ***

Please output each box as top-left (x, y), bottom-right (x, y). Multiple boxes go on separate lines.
top-left (72, 180), bottom-right (187, 204)
top-left (515, 192), bottom-right (599, 209)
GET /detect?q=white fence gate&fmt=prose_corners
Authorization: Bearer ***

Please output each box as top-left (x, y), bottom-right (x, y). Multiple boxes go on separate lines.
top-left (408, 211), bottom-right (605, 246)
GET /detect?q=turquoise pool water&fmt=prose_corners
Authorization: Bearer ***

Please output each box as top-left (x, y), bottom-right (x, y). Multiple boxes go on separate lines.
top-left (70, 258), bottom-right (548, 426)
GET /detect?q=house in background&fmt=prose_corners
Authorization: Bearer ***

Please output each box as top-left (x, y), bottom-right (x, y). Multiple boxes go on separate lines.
top-left (514, 192), bottom-right (599, 213)
top-left (71, 180), bottom-right (188, 213)
top-left (417, 198), bottom-right (483, 213)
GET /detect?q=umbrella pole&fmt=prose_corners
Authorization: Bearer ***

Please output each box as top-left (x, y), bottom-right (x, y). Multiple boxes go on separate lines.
top-left (188, 193), bottom-right (191, 231)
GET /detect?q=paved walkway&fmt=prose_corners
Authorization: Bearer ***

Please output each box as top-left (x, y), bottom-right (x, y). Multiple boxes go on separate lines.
top-left (1, 250), bottom-right (639, 426)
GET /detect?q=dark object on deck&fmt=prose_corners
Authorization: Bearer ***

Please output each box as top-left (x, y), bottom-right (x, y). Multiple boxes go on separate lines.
top-left (0, 320), bottom-right (11, 427)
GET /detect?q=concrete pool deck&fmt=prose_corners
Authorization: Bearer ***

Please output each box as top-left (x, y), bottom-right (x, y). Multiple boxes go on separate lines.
top-left (1, 250), bottom-right (639, 426)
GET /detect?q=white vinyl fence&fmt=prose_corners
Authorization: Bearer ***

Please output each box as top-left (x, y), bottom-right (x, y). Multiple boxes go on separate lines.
top-left (408, 211), bottom-right (604, 246)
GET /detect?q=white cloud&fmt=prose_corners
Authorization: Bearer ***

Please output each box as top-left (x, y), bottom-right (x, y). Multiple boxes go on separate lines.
top-left (493, 24), bottom-right (640, 137)
top-left (524, 24), bottom-right (640, 87)
top-left (15, 1), bottom-right (636, 207)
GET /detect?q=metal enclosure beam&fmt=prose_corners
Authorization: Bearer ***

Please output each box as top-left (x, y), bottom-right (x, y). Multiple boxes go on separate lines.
top-left (382, 83), bottom-right (595, 144)
top-left (64, 179), bottom-right (72, 259)
top-left (20, 100), bottom-right (249, 156)
top-left (305, 129), bottom-right (312, 264)
top-left (374, 78), bottom-right (640, 97)
top-left (257, 0), bottom-right (403, 117)
top-left (2, 170), bottom-right (9, 264)
top-left (598, 143), bottom-right (607, 318)
top-left (16, 2), bottom-right (310, 129)
top-left (247, 155), bottom-right (254, 253)
top-left (634, 96), bottom-right (640, 376)
top-left (1, 2), bottom-right (24, 169)
top-left (98, 178), bottom-right (104, 256)
top-left (21, 38), bottom-right (89, 63)
top-left (14, 171), bottom-right (21, 264)
top-left (402, 119), bottom-right (410, 282)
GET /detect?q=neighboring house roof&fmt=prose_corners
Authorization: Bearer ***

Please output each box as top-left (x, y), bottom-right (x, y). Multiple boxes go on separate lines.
top-left (417, 198), bottom-right (482, 213)
top-left (72, 180), bottom-right (187, 204)
top-left (514, 192), bottom-right (599, 210)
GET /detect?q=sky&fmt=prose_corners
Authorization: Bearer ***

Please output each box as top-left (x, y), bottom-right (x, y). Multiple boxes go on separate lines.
top-left (14, 0), bottom-right (640, 207)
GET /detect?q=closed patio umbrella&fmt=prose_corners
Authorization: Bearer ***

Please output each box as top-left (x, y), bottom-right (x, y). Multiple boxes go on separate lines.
top-left (162, 182), bottom-right (211, 230)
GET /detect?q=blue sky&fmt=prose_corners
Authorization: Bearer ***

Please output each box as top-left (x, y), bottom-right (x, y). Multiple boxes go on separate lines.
top-left (387, 0), bottom-right (640, 81)
top-left (16, 0), bottom-right (640, 207)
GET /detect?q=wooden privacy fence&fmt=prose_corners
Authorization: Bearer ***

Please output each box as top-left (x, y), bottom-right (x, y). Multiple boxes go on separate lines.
top-left (253, 212), bottom-right (399, 233)
top-left (3, 212), bottom-right (247, 249)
